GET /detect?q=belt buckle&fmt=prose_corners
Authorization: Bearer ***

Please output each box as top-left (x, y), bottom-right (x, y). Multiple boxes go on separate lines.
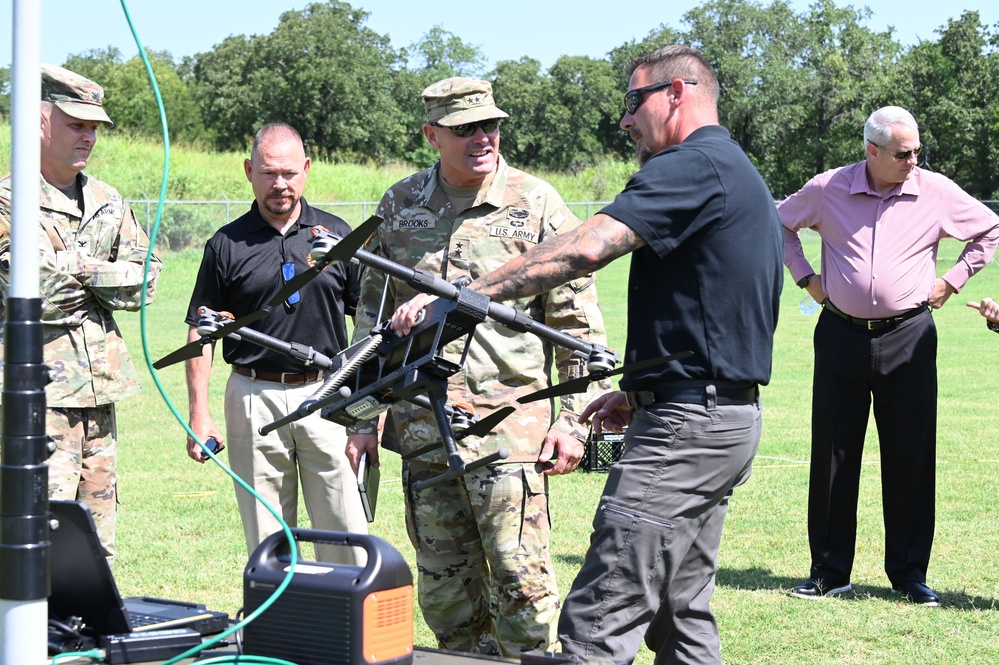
top-left (867, 320), bottom-right (876, 331)
top-left (279, 372), bottom-right (296, 384)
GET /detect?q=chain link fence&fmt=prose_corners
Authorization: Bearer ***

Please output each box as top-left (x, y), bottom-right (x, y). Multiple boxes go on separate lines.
top-left (130, 197), bottom-right (998, 251)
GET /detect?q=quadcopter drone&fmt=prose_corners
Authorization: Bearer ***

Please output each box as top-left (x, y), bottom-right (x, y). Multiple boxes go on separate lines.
top-left (155, 215), bottom-right (692, 489)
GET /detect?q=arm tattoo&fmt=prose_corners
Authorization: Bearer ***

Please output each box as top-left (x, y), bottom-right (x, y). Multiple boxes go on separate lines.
top-left (473, 214), bottom-right (644, 302)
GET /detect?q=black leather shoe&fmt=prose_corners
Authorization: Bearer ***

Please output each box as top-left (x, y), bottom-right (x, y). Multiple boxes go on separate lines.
top-left (892, 581), bottom-right (941, 607)
top-left (789, 578), bottom-right (852, 599)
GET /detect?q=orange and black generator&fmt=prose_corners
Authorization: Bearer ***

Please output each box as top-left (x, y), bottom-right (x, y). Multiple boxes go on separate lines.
top-left (243, 529), bottom-right (414, 665)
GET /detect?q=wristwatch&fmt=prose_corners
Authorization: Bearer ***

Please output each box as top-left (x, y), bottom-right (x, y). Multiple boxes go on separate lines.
top-left (988, 320), bottom-right (999, 334)
top-left (796, 274), bottom-right (814, 289)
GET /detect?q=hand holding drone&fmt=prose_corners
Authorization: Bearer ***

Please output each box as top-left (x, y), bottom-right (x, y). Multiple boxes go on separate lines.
top-left (156, 216), bottom-right (691, 489)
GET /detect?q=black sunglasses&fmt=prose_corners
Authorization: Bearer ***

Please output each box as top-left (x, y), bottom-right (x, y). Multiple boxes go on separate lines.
top-left (869, 141), bottom-right (923, 161)
top-left (433, 119), bottom-right (501, 137)
top-left (624, 79), bottom-right (698, 115)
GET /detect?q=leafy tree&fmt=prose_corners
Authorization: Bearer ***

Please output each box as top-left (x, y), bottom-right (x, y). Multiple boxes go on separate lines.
top-left (690, 0), bottom-right (898, 195)
top-left (62, 46), bottom-right (124, 90)
top-left (191, 35), bottom-right (260, 151)
top-left (536, 56), bottom-right (622, 172)
top-left (895, 12), bottom-right (998, 197)
top-left (489, 57), bottom-right (549, 168)
top-left (64, 47), bottom-right (206, 144)
top-left (195, 1), bottom-right (408, 162)
top-left (405, 26), bottom-right (486, 82)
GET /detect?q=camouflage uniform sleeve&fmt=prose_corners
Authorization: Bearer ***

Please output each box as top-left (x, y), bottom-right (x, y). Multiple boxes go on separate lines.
top-left (345, 222), bottom-right (394, 436)
top-left (62, 202), bottom-right (162, 312)
top-left (0, 180), bottom-right (91, 321)
top-left (540, 197), bottom-right (612, 442)
top-left (0, 188), bottom-right (11, 298)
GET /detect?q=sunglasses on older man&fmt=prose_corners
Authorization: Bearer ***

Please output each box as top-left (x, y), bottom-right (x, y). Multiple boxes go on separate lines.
top-left (624, 79), bottom-right (698, 115)
top-left (869, 141), bottom-right (923, 161)
top-left (432, 119), bottom-right (501, 137)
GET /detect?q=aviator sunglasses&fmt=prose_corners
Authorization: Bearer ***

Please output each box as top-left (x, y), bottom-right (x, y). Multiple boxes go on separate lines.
top-left (868, 141), bottom-right (923, 161)
top-left (624, 79), bottom-right (698, 115)
top-left (432, 118), bottom-right (501, 137)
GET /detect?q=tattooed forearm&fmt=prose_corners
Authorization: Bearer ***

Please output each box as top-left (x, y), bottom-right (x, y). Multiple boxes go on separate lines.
top-left (473, 214), bottom-right (645, 302)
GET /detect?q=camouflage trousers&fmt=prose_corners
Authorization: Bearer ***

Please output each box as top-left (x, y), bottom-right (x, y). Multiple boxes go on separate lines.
top-left (46, 405), bottom-right (117, 566)
top-left (404, 460), bottom-right (560, 657)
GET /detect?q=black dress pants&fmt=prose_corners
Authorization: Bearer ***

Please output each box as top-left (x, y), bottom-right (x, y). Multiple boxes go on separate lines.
top-left (808, 308), bottom-right (937, 586)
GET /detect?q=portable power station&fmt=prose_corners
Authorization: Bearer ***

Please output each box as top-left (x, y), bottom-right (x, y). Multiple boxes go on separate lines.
top-left (243, 529), bottom-right (414, 665)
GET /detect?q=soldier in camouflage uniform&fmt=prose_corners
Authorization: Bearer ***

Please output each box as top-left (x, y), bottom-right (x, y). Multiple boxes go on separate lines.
top-left (345, 78), bottom-right (609, 656)
top-left (0, 65), bottom-right (161, 565)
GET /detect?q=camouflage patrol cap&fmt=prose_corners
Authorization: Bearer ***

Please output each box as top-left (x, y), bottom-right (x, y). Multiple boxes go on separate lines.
top-left (41, 64), bottom-right (114, 127)
top-left (423, 77), bottom-right (508, 127)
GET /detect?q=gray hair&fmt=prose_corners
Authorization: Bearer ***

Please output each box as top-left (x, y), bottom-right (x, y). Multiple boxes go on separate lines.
top-left (864, 106), bottom-right (918, 148)
top-left (625, 45), bottom-right (720, 104)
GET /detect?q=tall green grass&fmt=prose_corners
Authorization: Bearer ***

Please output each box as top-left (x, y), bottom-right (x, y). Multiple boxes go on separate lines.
top-left (0, 120), bottom-right (632, 205)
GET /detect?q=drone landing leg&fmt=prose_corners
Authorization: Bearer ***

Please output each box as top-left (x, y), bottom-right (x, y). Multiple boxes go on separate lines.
top-left (412, 396), bottom-right (509, 491)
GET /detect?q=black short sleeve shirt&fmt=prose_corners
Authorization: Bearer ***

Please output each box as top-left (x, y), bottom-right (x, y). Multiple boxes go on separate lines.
top-left (185, 198), bottom-right (360, 373)
top-left (600, 125), bottom-right (783, 388)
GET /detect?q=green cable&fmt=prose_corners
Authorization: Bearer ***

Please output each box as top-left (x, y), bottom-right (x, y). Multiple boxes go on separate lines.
top-left (51, 650), bottom-right (105, 664)
top-left (117, 1), bottom-right (301, 663)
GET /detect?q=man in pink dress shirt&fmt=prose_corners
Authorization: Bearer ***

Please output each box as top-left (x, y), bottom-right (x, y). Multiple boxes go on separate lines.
top-left (779, 106), bottom-right (999, 607)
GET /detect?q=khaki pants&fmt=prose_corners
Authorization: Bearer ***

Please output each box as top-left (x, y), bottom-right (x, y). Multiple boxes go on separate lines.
top-left (224, 370), bottom-right (368, 564)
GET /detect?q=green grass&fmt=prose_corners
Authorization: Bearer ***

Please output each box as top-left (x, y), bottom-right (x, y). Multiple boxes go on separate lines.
top-left (105, 229), bottom-right (999, 664)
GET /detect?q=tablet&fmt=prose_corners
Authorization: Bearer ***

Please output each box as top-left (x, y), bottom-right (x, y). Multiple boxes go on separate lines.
top-left (356, 451), bottom-right (380, 522)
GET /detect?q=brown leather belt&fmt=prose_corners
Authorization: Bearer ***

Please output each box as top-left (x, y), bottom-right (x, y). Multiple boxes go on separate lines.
top-left (232, 365), bottom-right (321, 385)
top-left (824, 300), bottom-right (929, 331)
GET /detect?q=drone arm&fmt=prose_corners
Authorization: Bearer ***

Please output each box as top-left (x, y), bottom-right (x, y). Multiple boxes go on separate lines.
top-left (225, 326), bottom-right (335, 370)
top-left (410, 397), bottom-right (511, 491)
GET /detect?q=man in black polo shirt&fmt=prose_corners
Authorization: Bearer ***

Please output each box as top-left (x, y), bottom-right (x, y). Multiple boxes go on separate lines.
top-left (460, 46), bottom-right (783, 664)
top-left (184, 123), bottom-right (367, 563)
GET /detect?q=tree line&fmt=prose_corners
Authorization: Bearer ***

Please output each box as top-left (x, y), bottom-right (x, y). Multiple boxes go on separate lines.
top-left (1, 0), bottom-right (997, 198)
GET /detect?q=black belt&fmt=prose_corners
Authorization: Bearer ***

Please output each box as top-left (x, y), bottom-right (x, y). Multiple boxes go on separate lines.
top-left (627, 382), bottom-right (758, 408)
top-left (824, 300), bottom-right (929, 331)
top-left (232, 366), bottom-right (321, 385)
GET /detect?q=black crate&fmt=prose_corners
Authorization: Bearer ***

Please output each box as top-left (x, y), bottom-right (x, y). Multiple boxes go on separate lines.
top-left (582, 431), bottom-right (627, 472)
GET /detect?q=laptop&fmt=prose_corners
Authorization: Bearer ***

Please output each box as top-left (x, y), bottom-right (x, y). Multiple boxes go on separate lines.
top-left (48, 500), bottom-right (230, 637)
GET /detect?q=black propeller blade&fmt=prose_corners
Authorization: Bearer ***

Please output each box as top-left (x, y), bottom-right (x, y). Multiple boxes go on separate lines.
top-left (455, 406), bottom-right (516, 441)
top-left (151, 308), bottom-right (271, 369)
top-left (266, 214), bottom-right (384, 307)
top-left (153, 216), bottom-right (384, 371)
top-left (517, 350), bottom-right (694, 404)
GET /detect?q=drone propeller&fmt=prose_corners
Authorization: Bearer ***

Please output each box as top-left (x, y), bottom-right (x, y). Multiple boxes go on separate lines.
top-left (153, 215), bottom-right (384, 371)
top-left (455, 406), bottom-right (516, 441)
top-left (266, 214), bottom-right (384, 307)
top-left (151, 308), bottom-right (271, 369)
top-left (517, 350), bottom-right (694, 404)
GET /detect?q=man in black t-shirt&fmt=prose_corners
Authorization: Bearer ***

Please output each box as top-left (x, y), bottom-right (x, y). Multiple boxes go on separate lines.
top-left (457, 46), bottom-right (783, 664)
top-left (184, 123), bottom-right (367, 563)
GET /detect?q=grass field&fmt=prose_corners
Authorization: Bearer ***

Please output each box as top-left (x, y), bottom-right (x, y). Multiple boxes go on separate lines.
top-left (97, 225), bottom-right (999, 665)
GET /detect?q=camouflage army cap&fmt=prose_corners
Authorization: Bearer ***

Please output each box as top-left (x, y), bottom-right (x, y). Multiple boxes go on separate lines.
top-left (423, 77), bottom-right (509, 127)
top-left (41, 64), bottom-right (114, 127)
